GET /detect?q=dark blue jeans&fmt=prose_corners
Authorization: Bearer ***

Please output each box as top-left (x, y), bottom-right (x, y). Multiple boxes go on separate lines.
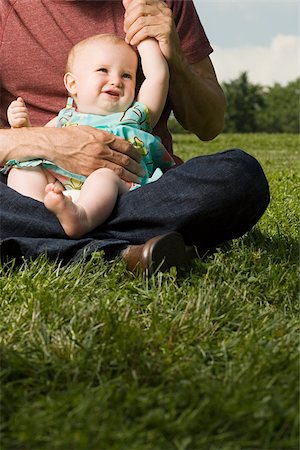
top-left (0, 149), bottom-right (270, 263)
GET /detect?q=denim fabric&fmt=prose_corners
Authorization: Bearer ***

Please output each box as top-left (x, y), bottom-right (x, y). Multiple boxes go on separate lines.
top-left (0, 149), bottom-right (270, 262)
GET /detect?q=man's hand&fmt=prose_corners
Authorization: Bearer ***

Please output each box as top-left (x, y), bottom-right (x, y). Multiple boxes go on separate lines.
top-left (7, 97), bottom-right (31, 128)
top-left (0, 126), bottom-right (144, 183)
top-left (123, 0), bottom-right (226, 141)
top-left (123, 0), bottom-right (182, 64)
top-left (56, 126), bottom-right (144, 183)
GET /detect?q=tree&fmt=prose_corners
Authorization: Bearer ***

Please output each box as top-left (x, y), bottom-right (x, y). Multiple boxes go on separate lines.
top-left (222, 72), bottom-right (265, 133)
top-left (257, 79), bottom-right (300, 133)
top-left (168, 73), bottom-right (299, 134)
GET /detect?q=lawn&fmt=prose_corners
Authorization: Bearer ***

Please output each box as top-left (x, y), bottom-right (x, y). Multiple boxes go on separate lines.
top-left (1, 133), bottom-right (299, 450)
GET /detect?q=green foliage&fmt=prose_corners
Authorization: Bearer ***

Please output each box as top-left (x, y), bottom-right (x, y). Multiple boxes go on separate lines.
top-left (223, 72), bottom-right (265, 133)
top-left (257, 79), bottom-right (300, 133)
top-left (168, 75), bottom-right (300, 134)
top-left (1, 134), bottom-right (299, 449)
top-left (222, 75), bottom-right (300, 133)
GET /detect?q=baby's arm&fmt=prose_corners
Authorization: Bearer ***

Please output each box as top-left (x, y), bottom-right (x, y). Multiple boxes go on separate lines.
top-left (7, 97), bottom-right (31, 128)
top-left (136, 39), bottom-right (169, 128)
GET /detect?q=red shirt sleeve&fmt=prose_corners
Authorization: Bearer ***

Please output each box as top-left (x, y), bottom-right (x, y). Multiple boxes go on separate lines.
top-left (168, 0), bottom-right (213, 64)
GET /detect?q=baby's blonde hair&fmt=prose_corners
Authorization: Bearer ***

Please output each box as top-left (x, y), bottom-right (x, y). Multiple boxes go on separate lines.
top-left (66, 34), bottom-right (137, 73)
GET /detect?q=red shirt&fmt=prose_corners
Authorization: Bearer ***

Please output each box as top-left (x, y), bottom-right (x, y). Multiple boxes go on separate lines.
top-left (0, 0), bottom-right (213, 156)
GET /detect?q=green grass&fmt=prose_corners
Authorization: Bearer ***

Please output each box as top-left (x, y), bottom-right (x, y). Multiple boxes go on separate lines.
top-left (1, 134), bottom-right (299, 450)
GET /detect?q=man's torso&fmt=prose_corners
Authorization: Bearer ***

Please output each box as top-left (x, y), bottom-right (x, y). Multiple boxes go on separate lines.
top-left (0, 0), bottom-right (212, 155)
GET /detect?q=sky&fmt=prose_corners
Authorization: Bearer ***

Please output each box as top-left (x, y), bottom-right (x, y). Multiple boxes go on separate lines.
top-left (193, 0), bottom-right (299, 86)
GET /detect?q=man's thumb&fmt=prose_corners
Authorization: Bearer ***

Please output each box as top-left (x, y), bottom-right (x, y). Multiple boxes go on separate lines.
top-left (122, 0), bottom-right (132, 9)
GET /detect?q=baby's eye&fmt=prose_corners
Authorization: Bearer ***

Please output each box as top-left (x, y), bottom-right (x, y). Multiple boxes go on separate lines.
top-left (97, 68), bottom-right (108, 73)
top-left (123, 73), bottom-right (132, 79)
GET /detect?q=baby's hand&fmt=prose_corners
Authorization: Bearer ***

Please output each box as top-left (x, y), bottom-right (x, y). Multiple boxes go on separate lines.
top-left (7, 97), bottom-right (31, 128)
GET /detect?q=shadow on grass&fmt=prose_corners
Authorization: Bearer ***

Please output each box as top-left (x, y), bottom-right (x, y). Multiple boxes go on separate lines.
top-left (240, 228), bottom-right (298, 265)
top-left (183, 226), bottom-right (298, 280)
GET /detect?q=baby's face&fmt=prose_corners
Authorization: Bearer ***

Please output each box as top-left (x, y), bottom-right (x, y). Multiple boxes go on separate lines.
top-left (70, 40), bottom-right (137, 115)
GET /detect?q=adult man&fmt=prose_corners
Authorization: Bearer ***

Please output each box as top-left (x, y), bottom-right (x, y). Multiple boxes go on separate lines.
top-left (0, 0), bottom-right (269, 272)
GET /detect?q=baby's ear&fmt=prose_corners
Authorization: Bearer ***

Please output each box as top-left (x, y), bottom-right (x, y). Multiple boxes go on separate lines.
top-left (64, 72), bottom-right (77, 96)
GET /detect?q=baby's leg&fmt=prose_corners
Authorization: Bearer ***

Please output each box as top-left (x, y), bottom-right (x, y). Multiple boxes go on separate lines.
top-left (44, 168), bottom-right (127, 238)
top-left (7, 167), bottom-right (50, 202)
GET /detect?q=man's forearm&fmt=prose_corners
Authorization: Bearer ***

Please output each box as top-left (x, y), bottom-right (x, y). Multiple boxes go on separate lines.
top-left (122, 0), bottom-right (225, 140)
top-left (169, 57), bottom-right (226, 141)
top-left (0, 126), bottom-right (144, 181)
top-left (0, 127), bottom-right (57, 166)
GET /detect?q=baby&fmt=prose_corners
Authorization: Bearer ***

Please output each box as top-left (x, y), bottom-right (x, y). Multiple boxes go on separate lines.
top-left (5, 33), bottom-right (174, 238)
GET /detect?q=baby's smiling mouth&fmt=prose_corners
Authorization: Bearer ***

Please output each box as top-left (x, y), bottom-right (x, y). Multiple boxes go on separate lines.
top-left (103, 90), bottom-right (120, 98)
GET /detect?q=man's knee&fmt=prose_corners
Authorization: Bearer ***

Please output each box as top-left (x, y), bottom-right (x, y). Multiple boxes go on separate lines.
top-left (228, 148), bottom-right (270, 224)
top-left (232, 148), bottom-right (269, 198)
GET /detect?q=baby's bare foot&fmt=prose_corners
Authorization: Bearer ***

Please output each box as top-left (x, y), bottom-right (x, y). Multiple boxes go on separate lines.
top-left (44, 183), bottom-right (88, 238)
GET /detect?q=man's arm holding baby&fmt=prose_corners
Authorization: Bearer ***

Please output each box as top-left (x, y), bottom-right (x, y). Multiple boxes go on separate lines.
top-left (1, 96), bottom-right (144, 182)
top-left (123, 0), bottom-right (226, 141)
top-left (0, 126), bottom-right (143, 182)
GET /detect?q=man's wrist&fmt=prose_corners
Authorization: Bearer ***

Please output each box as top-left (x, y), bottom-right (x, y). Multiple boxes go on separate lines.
top-left (0, 127), bottom-right (53, 166)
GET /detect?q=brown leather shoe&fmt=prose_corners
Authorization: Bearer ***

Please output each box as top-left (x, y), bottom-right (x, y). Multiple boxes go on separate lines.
top-left (121, 232), bottom-right (198, 274)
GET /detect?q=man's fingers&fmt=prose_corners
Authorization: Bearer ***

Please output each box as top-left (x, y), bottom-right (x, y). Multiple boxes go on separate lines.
top-left (59, 127), bottom-right (145, 181)
top-left (124, 3), bottom-right (163, 32)
top-left (106, 146), bottom-right (145, 178)
top-left (123, 0), bottom-right (172, 47)
top-left (103, 134), bottom-right (145, 177)
top-left (94, 159), bottom-right (142, 183)
top-left (106, 133), bottom-right (142, 163)
top-left (126, 22), bottom-right (166, 46)
top-left (110, 162), bottom-right (142, 183)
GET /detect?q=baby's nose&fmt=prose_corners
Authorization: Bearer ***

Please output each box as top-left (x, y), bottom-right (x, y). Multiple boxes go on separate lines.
top-left (110, 75), bottom-right (122, 86)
